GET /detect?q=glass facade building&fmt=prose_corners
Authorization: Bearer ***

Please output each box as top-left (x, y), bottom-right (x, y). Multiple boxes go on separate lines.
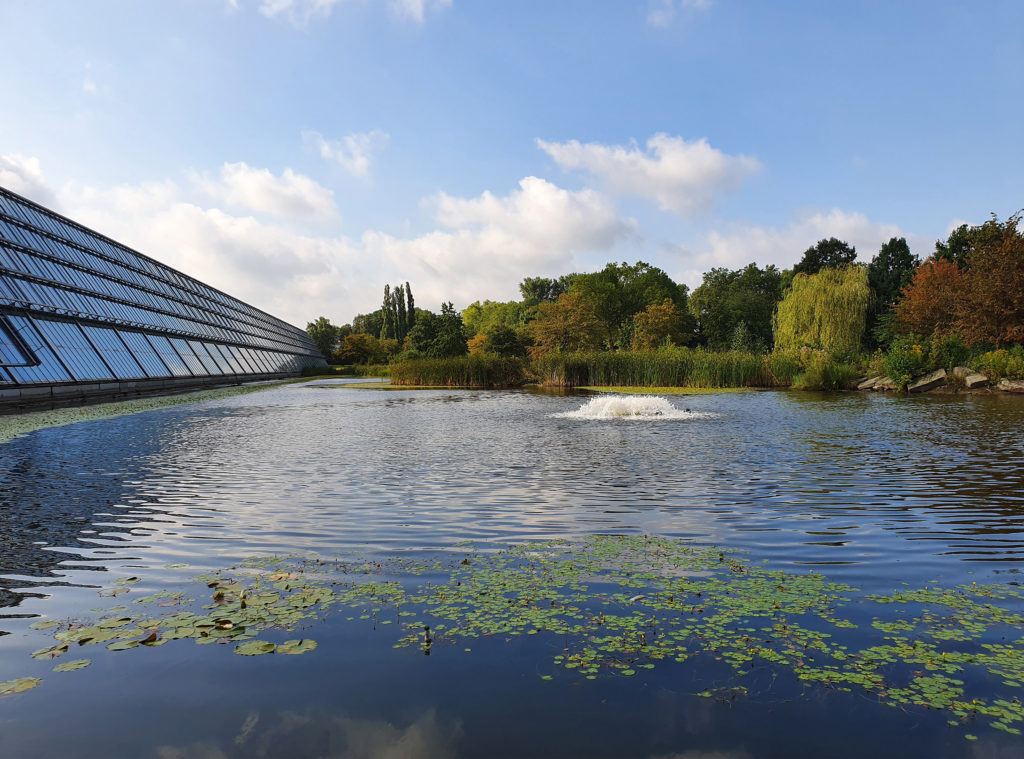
top-left (0, 185), bottom-right (326, 409)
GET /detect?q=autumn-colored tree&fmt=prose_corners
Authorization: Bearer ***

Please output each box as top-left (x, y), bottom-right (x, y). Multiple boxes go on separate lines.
top-left (951, 213), bottom-right (1024, 345)
top-left (631, 298), bottom-right (690, 350)
top-left (530, 291), bottom-right (607, 357)
top-left (467, 333), bottom-right (487, 354)
top-left (893, 258), bottom-right (964, 337)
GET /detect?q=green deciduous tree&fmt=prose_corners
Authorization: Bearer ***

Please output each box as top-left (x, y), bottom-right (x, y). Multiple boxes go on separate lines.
top-left (688, 263), bottom-right (784, 349)
top-left (569, 261), bottom-right (692, 348)
top-left (793, 238), bottom-right (857, 276)
top-left (774, 265), bottom-right (870, 357)
top-left (305, 316), bottom-right (340, 359)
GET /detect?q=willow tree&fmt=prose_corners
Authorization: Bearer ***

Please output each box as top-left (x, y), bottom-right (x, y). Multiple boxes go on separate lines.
top-left (774, 266), bottom-right (869, 356)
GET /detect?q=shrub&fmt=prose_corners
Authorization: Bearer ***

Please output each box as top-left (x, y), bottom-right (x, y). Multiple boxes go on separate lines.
top-left (972, 346), bottom-right (1024, 381)
top-left (792, 351), bottom-right (857, 390)
top-left (883, 336), bottom-right (929, 390)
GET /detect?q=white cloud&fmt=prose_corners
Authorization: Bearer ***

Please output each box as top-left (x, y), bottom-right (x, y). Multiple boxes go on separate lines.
top-left (14, 155), bottom-right (630, 324)
top-left (389, 0), bottom-right (452, 23)
top-left (0, 154), bottom-right (59, 208)
top-left (82, 79), bottom-right (98, 94)
top-left (304, 130), bottom-right (389, 178)
top-left (647, 0), bottom-right (710, 29)
top-left (369, 177), bottom-right (635, 304)
top-left (259, 0), bottom-right (451, 27)
top-left (190, 161), bottom-right (338, 220)
top-left (671, 208), bottom-right (930, 289)
top-left (537, 133), bottom-right (760, 218)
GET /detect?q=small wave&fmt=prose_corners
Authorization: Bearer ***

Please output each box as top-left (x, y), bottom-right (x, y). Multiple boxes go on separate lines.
top-left (552, 395), bottom-right (713, 420)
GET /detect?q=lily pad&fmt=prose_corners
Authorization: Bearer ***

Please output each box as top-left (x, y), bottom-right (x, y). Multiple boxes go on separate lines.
top-left (29, 620), bottom-right (59, 631)
top-left (277, 639), bottom-right (317, 655)
top-left (0, 677), bottom-right (42, 695)
top-left (106, 640), bottom-right (139, 651)
top-left (53, 659), bottom-right (91, 673)
top-left (235, 640), bottom-right (276, 656)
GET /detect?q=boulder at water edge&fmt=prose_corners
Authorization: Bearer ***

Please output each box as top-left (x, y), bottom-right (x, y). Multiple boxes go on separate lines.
top-left (997, 379), bottom-right (1024, 393)
top-left (909, 369), bottom-right (947, 393)
top-left (952, 366), bottom-right (972, 380)
top-left (873, 377), bottom-right (896, 391)
top-left (857, 376), bottom-right (881, 390)
top-left (964, 373), bottom-right (989, 389)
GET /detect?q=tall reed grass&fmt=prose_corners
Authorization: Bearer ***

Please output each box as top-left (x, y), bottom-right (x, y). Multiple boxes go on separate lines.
top-left (533, 348), bottom-right (805, 388)
top-left (390, 356), bottom-right (528, 387)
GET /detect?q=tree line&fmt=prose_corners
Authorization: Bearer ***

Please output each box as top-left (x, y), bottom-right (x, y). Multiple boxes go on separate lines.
top-left (307, 211), bottom-right (1024, 373)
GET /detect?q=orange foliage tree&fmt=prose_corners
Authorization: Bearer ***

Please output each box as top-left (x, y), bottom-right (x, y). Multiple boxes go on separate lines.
top-left (530, 291), bottom-right (607, 357)
top-left (895, 212), bottom-right (1024, 346)
top-left (893, 259), bottom-right (964, 337)
top-left (952, 213), bottom-right (1024, 345)
top-left (631, 298), bottom-right (690, 350)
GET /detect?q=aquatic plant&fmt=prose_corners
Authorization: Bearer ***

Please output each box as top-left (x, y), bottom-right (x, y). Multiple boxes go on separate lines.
top-left (390, 356), bottom-right (527, 387)
top-left (5, 537), bottom-right (1024, 739)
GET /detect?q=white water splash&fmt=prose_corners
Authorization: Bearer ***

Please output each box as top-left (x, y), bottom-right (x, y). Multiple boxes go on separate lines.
top-left (553, 395), bottom-right (712, 420)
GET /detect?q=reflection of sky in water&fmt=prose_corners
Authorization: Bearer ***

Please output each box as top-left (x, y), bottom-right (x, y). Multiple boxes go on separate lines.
top-left (2, 387), bottom-right (1024, 758)
top-left (3, 386), bottom-right (1024, 611)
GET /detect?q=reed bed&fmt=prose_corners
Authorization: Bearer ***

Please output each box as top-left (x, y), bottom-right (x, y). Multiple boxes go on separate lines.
top-left (390, 356), bottom-right (528, 387)
top-left (533, 348), bottom-right (820, 389)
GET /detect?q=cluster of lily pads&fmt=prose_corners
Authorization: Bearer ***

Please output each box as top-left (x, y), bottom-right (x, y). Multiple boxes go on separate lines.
top-left (3, 535), bottom-right (1023, 740)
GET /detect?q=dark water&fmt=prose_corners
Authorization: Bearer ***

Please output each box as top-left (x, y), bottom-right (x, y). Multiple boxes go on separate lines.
top-left (1, 383), bottom-right (1023, 758)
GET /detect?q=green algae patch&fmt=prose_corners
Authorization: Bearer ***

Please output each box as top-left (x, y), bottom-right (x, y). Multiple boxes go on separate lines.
top-left (579, 386), bottom-right (753, 395)
top-left (8, 536), bottom-right (1024, 739)
top-left (0, 379), bottom-right (312, 445)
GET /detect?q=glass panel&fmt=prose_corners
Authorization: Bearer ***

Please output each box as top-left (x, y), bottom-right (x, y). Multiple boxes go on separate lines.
top-left (0, 317), bottom-right (32, 366)
top-left (3, 315), bottom-right (73, 383)
top-left (80, 324), bottom-right (146, 379)
top-left (32, 318), bottom-right (114, 381)
top-left (198, 341), bottom-right (232, 373)
top-left (146, 335), bottom-right (192, 377)
top-left (116, 330), bottom-right (170, 378)
top-left (186, 340), bottom-right (223, 375)
top-left (212, 344), bottom-right (244, 374)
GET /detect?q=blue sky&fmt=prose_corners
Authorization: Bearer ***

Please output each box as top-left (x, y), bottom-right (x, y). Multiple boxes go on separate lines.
top-left (1, 0), bottom-right (1021, 326)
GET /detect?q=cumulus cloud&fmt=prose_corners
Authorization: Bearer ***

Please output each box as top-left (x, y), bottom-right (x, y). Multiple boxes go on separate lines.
top-left (366, 177), bottom-right (636, 304)
top-left (537, 133), bottom-right (760, 218)
top-left (647, 0), bottom-right (711, 28)
top-left (670, 208), bottom-right (930, 288)
top-left (0, 154), bottom-right (59, 208)
top-left (304, 130), bottom-right (390, 178)
top-left (190, 162), bottom-right (338, 220)
top-left (259, 0), bottom-right (451, 27)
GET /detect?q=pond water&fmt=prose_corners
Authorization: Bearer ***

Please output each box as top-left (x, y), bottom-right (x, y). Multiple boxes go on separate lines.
top-left (1, 382), bottom-right (1024, 758)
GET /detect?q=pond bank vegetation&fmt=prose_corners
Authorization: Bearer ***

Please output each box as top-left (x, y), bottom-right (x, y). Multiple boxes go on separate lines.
top-left (307, 212), bottom-right (1024, 395)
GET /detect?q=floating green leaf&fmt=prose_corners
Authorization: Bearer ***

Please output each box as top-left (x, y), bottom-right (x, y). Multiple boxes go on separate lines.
top-left (235, 640), bottom-right (276, 656)
top-left (53, 659), bottom-right (91, 673)
top-left (0, 677), bottom-right (42, 695)
top-left (277, 639), bottom-right (317, 655)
